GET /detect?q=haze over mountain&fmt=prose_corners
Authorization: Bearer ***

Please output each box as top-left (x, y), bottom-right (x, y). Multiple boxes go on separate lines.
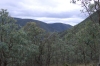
top-left (15, 18), bottom-right (72, 32)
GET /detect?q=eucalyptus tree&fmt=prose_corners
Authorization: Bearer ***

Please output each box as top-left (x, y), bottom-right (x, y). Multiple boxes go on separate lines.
top-left (70, 0), bottom-right (100, 65)
top-left (0, 9), bottom-right (19, 66)
top-left (0, 9), bottom-right (29, 66)
top-left (74, 21), bottom-right (100, 65)
top-left (22, 22), bottom-right (45, 66)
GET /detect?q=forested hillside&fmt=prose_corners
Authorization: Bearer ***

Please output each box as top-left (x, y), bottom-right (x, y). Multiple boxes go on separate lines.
top-left (61, 11), bottom-right (100, 65)
top-left (15, 18), bottom-right (72, 32)
top-left (0, 9), bottom-right (72, 66)
top-left (0, 8), bottom-right (100, 66)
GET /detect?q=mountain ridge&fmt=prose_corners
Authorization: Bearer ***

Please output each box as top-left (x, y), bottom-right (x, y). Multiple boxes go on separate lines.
top-left (14, 18), bottom-right (72, 32)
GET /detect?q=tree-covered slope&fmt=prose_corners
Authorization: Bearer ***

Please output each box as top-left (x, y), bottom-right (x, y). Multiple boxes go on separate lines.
top-left (1, 9), bottom-right (100, 66)
top-left (15, 18), bottom-right (72, 32)
top-left (59, 11), bottom-right (100, 63)
top-left (49, 23), bottom-right (72, 32)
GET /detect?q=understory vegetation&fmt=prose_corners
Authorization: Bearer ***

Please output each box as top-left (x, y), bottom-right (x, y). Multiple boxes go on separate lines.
top-left (0, 9), bottom-right (100, 66)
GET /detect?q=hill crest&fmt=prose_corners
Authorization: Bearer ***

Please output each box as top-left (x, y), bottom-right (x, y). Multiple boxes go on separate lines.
top-left (15, 18), bottom-right (72, 32)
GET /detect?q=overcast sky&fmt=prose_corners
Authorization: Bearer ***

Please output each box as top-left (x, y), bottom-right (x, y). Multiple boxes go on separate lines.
top-left (0, 0), bottom-right (87, 26)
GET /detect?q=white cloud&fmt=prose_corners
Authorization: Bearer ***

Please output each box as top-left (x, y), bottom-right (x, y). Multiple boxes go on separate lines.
top-left (0, 0), bottom-right (86, 25)
top-left (33, 17), bottom-right (84, 26)
top-left (15, 16), bottom-right (84, 26)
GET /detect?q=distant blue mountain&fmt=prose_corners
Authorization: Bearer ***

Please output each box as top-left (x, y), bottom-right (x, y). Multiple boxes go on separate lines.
top-left (15, 18), bottom-right (72, 32)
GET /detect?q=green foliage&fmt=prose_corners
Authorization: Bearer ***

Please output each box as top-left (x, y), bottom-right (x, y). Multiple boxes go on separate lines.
top-left (0, 9), bottom-right (29, 66)
top-left (62, 17), bottom-right (100, 64)
top-left (1, 8), bottom-right (100, 66)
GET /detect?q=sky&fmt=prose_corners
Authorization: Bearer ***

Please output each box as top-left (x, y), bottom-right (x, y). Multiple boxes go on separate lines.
top-left (0, 0), bottom-right (87, 26)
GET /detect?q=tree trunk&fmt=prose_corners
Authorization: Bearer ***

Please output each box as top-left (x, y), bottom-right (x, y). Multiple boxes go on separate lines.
top-left (46, 55), bottom-right (50, 66)
top-left (98, 52), bottom-right (100, 66)
top-left (3, 60), bottom-right (7, 66)
top-left (0, 59), bottom-right (2, 66)
top-left (82, 51), bottom-right (86, 66)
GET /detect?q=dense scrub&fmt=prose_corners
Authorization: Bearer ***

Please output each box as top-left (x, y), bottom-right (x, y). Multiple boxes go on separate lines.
top-left (0, 9), bottom-right (100, 66)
